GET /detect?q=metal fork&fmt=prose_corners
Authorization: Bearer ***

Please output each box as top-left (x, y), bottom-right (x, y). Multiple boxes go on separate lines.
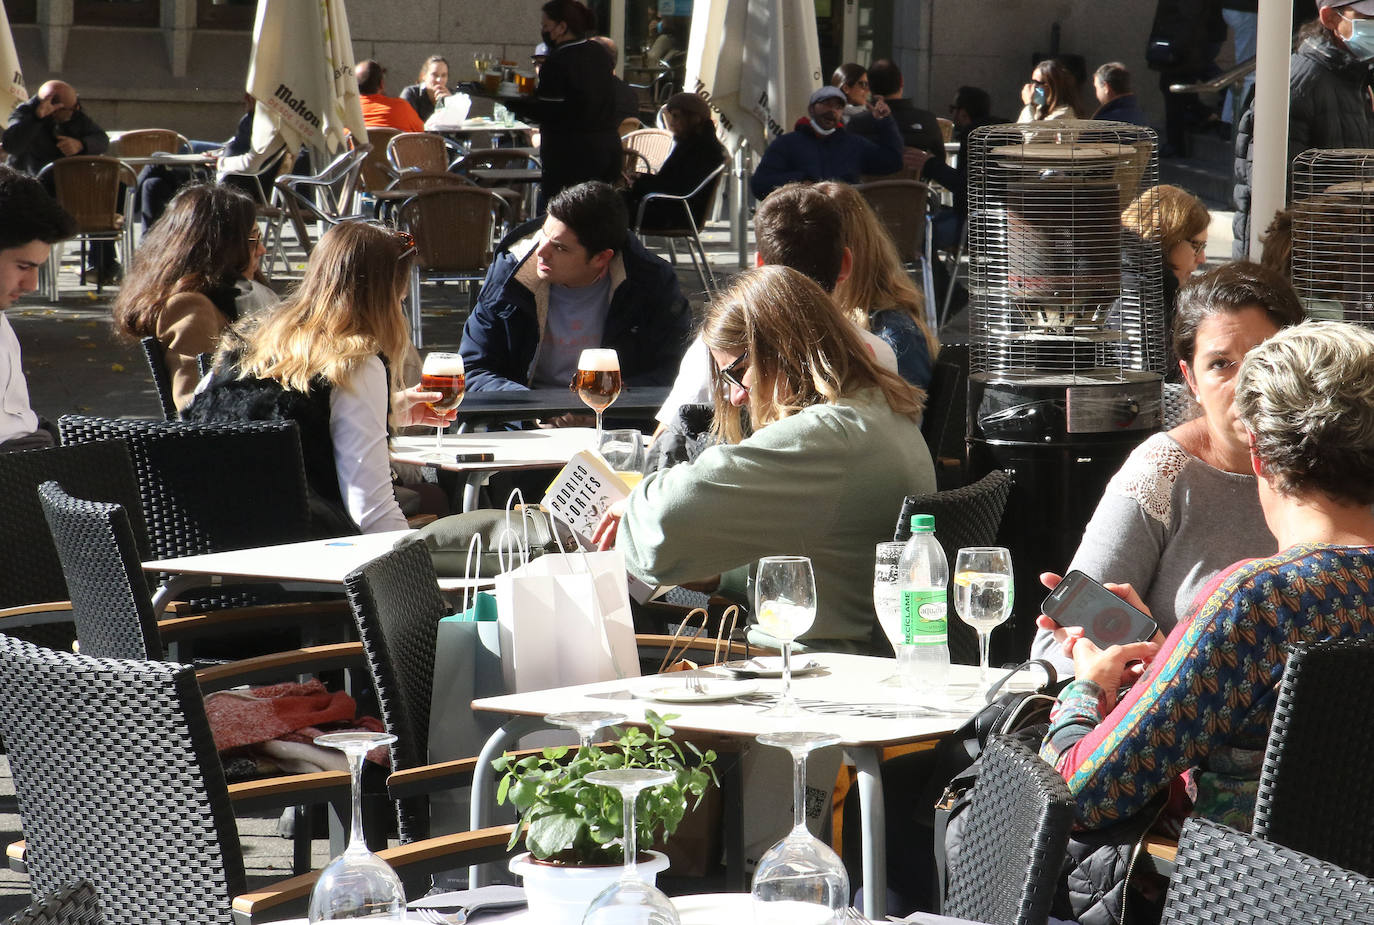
top-left (842, 906), bottom-right (870, 922)
top-left (411, 907), bottom-right (467, 925)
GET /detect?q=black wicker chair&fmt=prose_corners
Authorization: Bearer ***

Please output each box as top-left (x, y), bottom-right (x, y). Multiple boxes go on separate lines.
top-left (892, 469), bottom-right (1013, 664)
top-left (920, 343), bottom-right (969, 489)
top-left (0, 633), bottom-right (512, 925)
top-left (942, 735), bottom-right (1076, 925)
top-left (1252, 635), bottom-right (1374, 876)
top-left (1161, 816), bottom-right (1374, 925)
top-left (3, 881), bottom-right (104, 925)
top-left (138, 336), bottom-right (178, 422)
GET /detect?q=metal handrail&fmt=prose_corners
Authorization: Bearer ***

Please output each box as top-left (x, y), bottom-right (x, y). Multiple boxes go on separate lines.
top-left (1169, 58), bottom-right (1255, 95)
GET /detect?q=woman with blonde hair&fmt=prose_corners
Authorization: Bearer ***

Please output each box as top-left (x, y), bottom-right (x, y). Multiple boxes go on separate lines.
top-left (595, 264), bottom-right (936, 652)
top-left (185, 222), bottom-right (451, 534)
top-left (815, 180), bottom-right (939, 388)
top-left (1018, 58), bottom-right (1082, 121)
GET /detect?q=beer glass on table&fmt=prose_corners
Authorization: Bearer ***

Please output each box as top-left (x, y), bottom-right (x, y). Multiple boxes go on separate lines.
top-left (420, 352), bottom-right (465, 462)
top-left (571, 347), bottom-right (621, 446)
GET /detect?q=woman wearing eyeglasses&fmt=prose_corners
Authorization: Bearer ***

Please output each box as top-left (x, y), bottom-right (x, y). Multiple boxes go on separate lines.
top-left (185, 222), bottom-right (452, 534)
top-left (831, 62), bottom-right (871, 121)
top-left (1017, 58), bottom-right (1083, 122)
top-left (594, 265), bottom-right (936, 653)
top-left (112, 183), bottom-right (276, 413)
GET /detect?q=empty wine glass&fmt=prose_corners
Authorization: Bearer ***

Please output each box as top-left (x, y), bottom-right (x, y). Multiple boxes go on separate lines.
top-left (581, 768), bottom-right (681, 925)
top-left (307, 731), bottom-right (405, 921)
top-left (546, 710), bottom-right (627, 751)
top-left (872, 541), bottom-right (907, 686)
top-left (419, 351), bottom-right (465, 462)
top-left (751, 731), bottom-right (849, 924)
top-left (571, 348), bottom-right (622, 447)
top-left (755, 556), bottom-right (817, 717)
top-left (953, 546), bottom-right (1015, 692)
top-left (599, 428), bottom-right (646, 489)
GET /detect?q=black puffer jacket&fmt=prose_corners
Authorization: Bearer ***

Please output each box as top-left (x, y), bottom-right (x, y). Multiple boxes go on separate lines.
top-left (1233, 28), bottom-right (1374, 257)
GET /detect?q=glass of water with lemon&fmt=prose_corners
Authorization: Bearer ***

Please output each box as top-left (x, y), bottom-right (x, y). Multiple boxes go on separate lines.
top-left (953, 546), bottom-right (1014, 692)
top-left (755, 555), bottom-right (817, 716)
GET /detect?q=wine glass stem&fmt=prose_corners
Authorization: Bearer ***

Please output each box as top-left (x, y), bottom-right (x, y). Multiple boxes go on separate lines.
top-left (595, 410), bottom-right (604, 447)
top-left (620, 788), bottom-right (639, 879)
top-left (434, 422), bottom-right (444, 452)
top-left (347, 746), bottom-right (367, 852)
top-left (791, 750), bottom-right (808, 834)
top-left (978, 630), bottom-right (990, 686)
top-left (780, 643), bottom-right (793, 703)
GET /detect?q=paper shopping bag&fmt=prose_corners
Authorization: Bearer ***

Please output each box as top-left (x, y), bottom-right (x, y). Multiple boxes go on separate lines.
top-left (495, 547), bottom-right (640, 693)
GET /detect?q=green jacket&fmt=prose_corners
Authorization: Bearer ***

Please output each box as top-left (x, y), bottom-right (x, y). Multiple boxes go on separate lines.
top-left (620, 390), bottom-right (935, 650)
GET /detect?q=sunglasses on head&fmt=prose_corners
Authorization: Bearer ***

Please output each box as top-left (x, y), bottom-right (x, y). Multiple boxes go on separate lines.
top-left (363, 221), bottom-right (417, 259)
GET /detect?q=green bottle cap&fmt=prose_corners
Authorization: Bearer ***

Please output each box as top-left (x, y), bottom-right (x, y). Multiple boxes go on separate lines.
top-left (910, 513), bottom-right (935, 533)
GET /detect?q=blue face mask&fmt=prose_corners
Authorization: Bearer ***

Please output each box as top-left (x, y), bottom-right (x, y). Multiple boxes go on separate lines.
top-left (1346, 17), bottom-right (1374, 62)
top-left (1031, 85), bottom-right (1048, 109)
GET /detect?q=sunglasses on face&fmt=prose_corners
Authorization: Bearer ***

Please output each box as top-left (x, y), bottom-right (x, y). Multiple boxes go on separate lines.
top-left (718, 349), bottom-right (749, 391)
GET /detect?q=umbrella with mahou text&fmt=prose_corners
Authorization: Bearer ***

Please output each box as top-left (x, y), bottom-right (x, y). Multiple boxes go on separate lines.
top-left (1, 1), bottom-right (26, 112)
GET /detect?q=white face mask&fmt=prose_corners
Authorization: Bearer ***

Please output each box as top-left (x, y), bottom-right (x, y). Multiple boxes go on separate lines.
top-left (811, 121), bottom-right (837, 136)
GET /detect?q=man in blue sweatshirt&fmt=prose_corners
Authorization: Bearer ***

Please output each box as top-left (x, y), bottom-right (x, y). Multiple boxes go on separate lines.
top-left (751, 86), bottom-right (903, 199)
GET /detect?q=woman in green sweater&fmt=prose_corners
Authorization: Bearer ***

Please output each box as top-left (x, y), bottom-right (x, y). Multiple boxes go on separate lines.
top-left (594, 265), bottom-right (936, 652)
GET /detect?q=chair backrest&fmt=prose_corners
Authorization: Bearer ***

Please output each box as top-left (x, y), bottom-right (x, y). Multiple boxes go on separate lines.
top-left (343, 539), bottom-right (448, 842)
top-left (1161, 381), bottom-right (1199, 429)
top-left (109, 129), bottom-right (186, 158)
top-left (893, 469), bottom-right (1013, 665)
top-left (0, 634), bottom-right (244, 925)
top-left (0, 440), bottom-right (144, 610)
top-left (633, 158), bottom-right (728, 234)
top-left (855, 179), bottom-right (931, 263)
top-left (361, 128), bottom-right (401, 191)
top-left (38, 481), bottom-right (162, 661)
top-left (4, 881), bottom-right (105, 925)
top-left (58, 415), bottom-right (312, 561)
top-left (387, 170), bottom-right (476, 194)
top-left (936, 117), bottom-right (955, 143)
top-left (1252, 635), bottom-right (1374, 876)
top-left (451, 147), bottom-right (539, 173)
top-left (44, 157), bottom-right (136, 234)
top-left (397, 187), bottom-right (506, 276)
top-left (943, 735), bottom-right (1076, 925)
top-left (618, 117), bottom-right (645, 137)
top-left (387, 131), bottom-right (451, 173)
top-left (1161, 816), bottom-right (1374, 925)
top-left (273, 144), bottom-right (371, 252)
top-left (623, 129), bottom-right (674, 172)
top-left (138, 336), bottom-right (178, 422)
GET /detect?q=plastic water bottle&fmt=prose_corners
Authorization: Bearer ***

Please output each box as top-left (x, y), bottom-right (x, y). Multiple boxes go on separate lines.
top-left (896, 513), bottom-right (949, 693)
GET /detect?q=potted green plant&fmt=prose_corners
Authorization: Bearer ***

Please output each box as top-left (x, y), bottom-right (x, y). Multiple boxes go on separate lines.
top-left (494, 710), bottom-right (718, 925)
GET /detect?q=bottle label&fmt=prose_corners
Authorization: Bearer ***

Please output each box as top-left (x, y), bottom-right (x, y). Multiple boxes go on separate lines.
top-left (899, 589), bottom-right (947, 646)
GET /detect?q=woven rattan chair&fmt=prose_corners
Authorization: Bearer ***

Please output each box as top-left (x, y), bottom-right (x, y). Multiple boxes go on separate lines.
top-left (361, 128), bottom-right (402, 192)
top-left (387, 132), bottom-right (459, 174)
top-left (449, 148), bottom-right (536, 223)
top-left (397, 186), bottom-right (509, 347)
top-left (855, 179), bottom-right (938, 332)
top-left (38, 156), bottom-right (137, 297)
top-left (3, 881), bottom-right (104, 925)
top-left (622, 128), bottom-right (673, 172)
top-left (1161, 816), bottom-right (1374, 925)
top-left (1252, 635), bottom-right (1374, 876)
top-left (108, 129), bottom-right (188, 158)
top-left (631, 158), bottom-right (728, 298)
top-left (942, 735), bottom-right (1076, 925)
top-left (0, 633), bottom-right (512, 925)
top-left (893, 469), bottom-right (1013, 665)
top-left (1162, 381), bottom-right (1199, 429)
top-left (138, 336), bottom-right (178, 421)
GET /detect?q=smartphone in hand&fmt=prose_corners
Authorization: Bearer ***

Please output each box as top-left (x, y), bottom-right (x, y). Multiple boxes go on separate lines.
top-left (1041, 570), bottom-right (1158, 649)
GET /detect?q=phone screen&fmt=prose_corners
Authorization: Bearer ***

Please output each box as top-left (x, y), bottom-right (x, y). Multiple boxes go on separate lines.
top-left (1042, 571), bottom-right (1157, 649)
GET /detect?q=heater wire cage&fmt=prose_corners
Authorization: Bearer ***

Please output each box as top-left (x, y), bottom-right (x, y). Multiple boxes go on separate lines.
top-left (967, 120), bottom-right (1166, 378)
top-left (1292, 148), bottom-right (1374, 323)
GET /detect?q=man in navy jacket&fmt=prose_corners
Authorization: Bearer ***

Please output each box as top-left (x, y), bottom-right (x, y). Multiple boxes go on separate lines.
top-left (459, 181), bottom-right (691, 392)
top-left (750, 86), bottom-right (903, 199)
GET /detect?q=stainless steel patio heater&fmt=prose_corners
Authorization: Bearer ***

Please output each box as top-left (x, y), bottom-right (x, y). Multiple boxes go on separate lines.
top-left (963, 120), bottom-right (1166, 661)
top-left (1292, 149), bottom-right (1374, 324)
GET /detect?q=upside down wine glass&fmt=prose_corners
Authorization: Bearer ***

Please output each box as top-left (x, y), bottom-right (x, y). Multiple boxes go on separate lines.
top-left (755, 556), bottom-right (817, 717)
top-left (307, 731), bottom-right (405, 921)
top-left (751, 731), bottom-right (849, 924)
top-left (420, 351), bottom-right (466, 462)
top-left (545, 710), bottom-right (627, 750)
top-left (581, 768), bottom-right (681, 925)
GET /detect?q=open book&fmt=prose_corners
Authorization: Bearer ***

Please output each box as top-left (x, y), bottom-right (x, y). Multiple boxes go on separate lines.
top-left (540, 450), bottom-right (669, 604)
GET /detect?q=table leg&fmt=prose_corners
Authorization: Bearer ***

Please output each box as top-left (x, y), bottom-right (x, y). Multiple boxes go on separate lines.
top-left (851, 747), bottom-right (887, 920)
top-left (149, 573), bottom-right (215, 619)
top-left (462, 471), bottom-right (492, 512)
top-left (470, 715), bottom-right (545, 887)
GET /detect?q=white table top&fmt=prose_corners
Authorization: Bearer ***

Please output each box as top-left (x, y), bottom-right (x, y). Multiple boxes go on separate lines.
top-left (117, 152), bottom-right (217, 167)
top-left (391, 427), bottom-right (596, 473)
top-left (474, 653), bottom-right (1006, 749)
top-left (425, 115), bottom-right (534, 133)
top-left (143, 530), bottom-right (490, 592)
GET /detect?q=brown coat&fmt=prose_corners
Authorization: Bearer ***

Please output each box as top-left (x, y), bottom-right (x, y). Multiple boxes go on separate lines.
top-left (156, 292), bottom-right (229, 412)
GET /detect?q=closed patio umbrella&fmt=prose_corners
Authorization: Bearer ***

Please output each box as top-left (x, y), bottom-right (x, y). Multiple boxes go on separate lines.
top-left (1, 1), bottom-right (25, 111)
top-left (245, 0), bottom-right (367, 165)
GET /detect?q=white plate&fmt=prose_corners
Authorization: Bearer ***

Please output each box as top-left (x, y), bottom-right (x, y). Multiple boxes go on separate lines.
top-left (639, 678), bottom-right (759, 703)
top-left (718, 656), bottom-right (822, 678)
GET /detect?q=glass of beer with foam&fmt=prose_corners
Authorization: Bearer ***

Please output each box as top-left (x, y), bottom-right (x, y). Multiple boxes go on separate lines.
top-left (421, 352), bottom-right (465, 460)
top-left (571, 348), bottom-right (621, 446)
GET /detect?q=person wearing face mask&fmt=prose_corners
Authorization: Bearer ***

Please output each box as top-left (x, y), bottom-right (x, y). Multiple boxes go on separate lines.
top-left (750, 86), bottom-right (903, 200)
top-left (1233, 0), bottom-right (1374, 258)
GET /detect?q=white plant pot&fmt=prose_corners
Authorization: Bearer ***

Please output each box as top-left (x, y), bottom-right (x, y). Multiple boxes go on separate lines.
top-left (509, 849), bottom-right (670, 925)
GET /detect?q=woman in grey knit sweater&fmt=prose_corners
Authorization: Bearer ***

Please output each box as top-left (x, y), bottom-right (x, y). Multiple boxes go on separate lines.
top-left (1033, 262), bottom-right (1305, 676)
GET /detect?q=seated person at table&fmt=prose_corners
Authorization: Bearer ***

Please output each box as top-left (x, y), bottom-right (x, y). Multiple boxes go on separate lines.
top-left (1031, 263), bottom-right (1304, 677)
top-left (816, 180), bottom-right (938, 388)
top-left (112, 184), bottom-right (277, 413)
top-left (655, 182), bottom-right (900, 430)
top-left (355, 60), bottom-right (425, 134)
top-left (185, 222), bottom-right (450, 533)
top-left (590, 36), bottom-right (642, 128)
top-left (622, 92), bottom-right (726, 233)
top-left (400, 55), bottom-right (451, 125)
top-left (750, 86), bottom-right (902, 200)
top-left (596, 264), bottom-right (935, 654)
top-left (0, 166), bottom-right (76, 452)
top-left (846, 59), bottom-right (946, 166)
top-left (1038, 319), bottom-right (1374, 923)
top-left (459, 180), bottom-right (691, 392)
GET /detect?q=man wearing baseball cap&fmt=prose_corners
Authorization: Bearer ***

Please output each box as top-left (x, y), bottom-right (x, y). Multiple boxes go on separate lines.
top-left (1233, 0), bottom-right (1374, 256)
top-left (750, 84), bottom-right (903, 199)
